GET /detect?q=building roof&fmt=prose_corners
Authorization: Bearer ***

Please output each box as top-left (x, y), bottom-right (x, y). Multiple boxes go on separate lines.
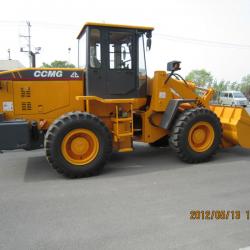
top-left (77, 22), bottom-right (154, 39)
top-left (0, 60), bottom-right (25, 71)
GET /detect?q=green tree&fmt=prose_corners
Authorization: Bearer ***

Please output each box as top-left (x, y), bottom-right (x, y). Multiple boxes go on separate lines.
top-left (212, 79), bottom-right (229, 92)
top-left (41, 60), bottom-right (76, 68)
top-left (229, 81), bottom-right (240, 91)
top-left (211, 79), bottom-right (228, 101)
top-left (185, 69), bottom-right (213, 87)
top-left (240, 74), bottom-right (250, 97)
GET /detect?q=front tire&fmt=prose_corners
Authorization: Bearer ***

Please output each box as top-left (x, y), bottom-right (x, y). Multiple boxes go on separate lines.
top-left (45, 112), bottom-right (112, 178)
top-left (169, 108), bottom-right (222, 163)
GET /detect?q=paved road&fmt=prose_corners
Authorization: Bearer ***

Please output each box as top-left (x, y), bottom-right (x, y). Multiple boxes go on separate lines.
top-left (0, 107), bottom-right (250, 250)
top-left (1, 142), bottom-right (250, 250)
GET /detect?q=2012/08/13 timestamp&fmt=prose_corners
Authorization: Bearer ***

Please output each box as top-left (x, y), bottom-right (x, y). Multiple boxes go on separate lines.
top-left (190, 210), bottom-right (250, 220)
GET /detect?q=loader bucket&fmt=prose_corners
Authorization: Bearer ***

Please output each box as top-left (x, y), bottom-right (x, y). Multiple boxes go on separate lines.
top-left (210, 105), bottom-right (250, 148)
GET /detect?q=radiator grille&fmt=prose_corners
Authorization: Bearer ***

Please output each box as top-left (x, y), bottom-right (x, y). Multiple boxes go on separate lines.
top-left (21, 102), bottom-right (32, 111)
top-left (20, 87), bottom-right (31, 98)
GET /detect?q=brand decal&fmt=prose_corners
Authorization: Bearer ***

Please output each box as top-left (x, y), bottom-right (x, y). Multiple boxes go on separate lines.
top-left (34, 70), bottom-right (63, 78)
top-left (159, 92), bottom-right (166, 99)
top-left (70, 72), bottom-right (80, 78)
top-left (3, 101), bottom-right (13, 112)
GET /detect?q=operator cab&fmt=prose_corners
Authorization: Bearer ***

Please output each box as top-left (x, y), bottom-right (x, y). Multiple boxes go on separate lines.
top-left (77, 22), bottom-right (154, 98)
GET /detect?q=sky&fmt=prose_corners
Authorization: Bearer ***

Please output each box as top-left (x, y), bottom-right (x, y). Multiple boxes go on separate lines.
top-left (0, 0), bottom-right (250, 82)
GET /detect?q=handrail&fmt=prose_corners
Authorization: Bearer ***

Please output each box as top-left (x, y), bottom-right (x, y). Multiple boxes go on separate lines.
top-left (76, 96), bottom-right (135, 104)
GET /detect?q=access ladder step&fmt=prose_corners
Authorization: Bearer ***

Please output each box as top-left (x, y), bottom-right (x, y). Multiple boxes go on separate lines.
top-left (112, 132), bottom-right (133, 137)
top-left (118, 148), bottom-right (133, 153)
top-left (111, 117), bottom-right (132, 122)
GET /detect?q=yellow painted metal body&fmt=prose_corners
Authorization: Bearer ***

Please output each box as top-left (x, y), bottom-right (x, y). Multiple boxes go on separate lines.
top-left (188, 121), bottom-right (215, 152)
top-left (210, 106), bottom-right (250, 148)
top-left (1, 68), bottom-right (250, 152)
top-left (61, 128), bottom-right (100, 165)
top-left (0, 79), bottom-right (84, 128)
top-left (75, 71), bottom-right (216, 149)
top-left (76, 96), bottom-right (144, 152)
top-left (83, 22), bottom-right (154, 31)
top-left (77, 22), bottom-right (154, 39)
top-left (0, 69), bottom-right (84, 130)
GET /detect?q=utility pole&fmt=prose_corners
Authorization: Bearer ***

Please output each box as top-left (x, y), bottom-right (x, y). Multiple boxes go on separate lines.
top-left (7, 49), bottom-right (11, 60)
top-left (20, 21), bottom-right (41, 67)
top-left (27, 21), bottom-right (31, 67)
top-left (68, 47), bottom-right (71, 63)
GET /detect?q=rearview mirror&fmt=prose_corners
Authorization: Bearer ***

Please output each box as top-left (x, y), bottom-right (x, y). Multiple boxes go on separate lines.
top-left (146, 31), bottom-right (152, 51)
top-left (167, 61), bottom-right (181, 72)
top-left (146, 38), bottom-right (152, 51)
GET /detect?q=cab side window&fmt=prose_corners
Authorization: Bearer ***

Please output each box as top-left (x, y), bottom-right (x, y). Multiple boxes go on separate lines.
top-left (89, 29), bottom-right (101, 68)
top-left (109, 31), bottom-right (133, 70)
top-left (229, 93), bottom-right (233, 98)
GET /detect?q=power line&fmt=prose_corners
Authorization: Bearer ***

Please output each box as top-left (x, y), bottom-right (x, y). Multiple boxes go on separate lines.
top-left (0, 20), bottom-right (79, 30)
top-left (155, 33), bottom-right (250, 49)
top-left (1, 20), bottom-right (250, 49)
top-left (0, 20), bottom-right (22, 25)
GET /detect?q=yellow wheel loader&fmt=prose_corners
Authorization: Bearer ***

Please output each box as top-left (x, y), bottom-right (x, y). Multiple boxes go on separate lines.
top-left (0, 22), bottom-right (250, 178)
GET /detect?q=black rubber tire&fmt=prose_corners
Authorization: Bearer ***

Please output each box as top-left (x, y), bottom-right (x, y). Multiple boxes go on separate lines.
top-left (45, 112), bottom-right (112, 178)
top-left (169, 108), bottom-right (222, 163)
top-left (149, 135), bottom-right (169, 148)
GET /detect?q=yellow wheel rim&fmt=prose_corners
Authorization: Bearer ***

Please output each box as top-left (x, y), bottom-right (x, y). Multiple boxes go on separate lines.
top-left (61, 128), bottom-right (99, 166)
top-left (188, 121), bottom-right (215, 153)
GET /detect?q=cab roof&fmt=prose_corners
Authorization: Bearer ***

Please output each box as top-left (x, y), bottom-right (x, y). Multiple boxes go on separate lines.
top-left (77, 22), bottom-right (154, 39)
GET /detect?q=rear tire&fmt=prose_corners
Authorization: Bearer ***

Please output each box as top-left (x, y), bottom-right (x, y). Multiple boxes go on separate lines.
top-left (45, 112), bottom-right (112, 178)
top-left (169, 108), bottom-right (222, 163)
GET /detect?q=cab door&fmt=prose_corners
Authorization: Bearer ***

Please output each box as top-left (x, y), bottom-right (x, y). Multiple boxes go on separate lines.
top-left (85, 28), bottom-right (107, 97)
top-left (105, 30), bottom-right (138, 98)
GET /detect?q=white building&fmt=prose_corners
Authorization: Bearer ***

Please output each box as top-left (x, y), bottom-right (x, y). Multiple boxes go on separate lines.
top-left (0, 60), bottom-right (25, 71)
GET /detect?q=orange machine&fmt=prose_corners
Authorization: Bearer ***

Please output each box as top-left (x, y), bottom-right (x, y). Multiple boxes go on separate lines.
top-left (0, 22), bottom-right (250, 178)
